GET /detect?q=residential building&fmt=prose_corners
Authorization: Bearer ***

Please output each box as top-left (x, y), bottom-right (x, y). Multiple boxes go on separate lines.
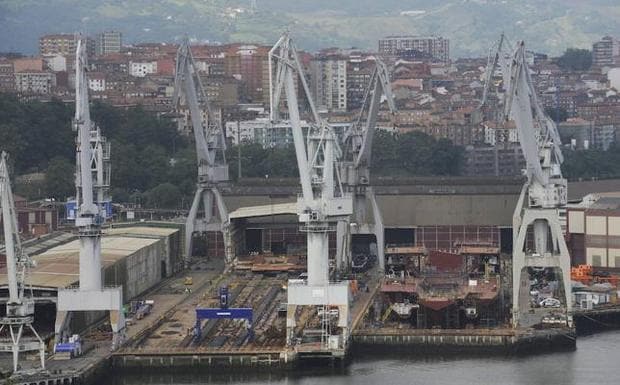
top-left (90, 54), bottom-right (129, 74)
top-left (14, 71), bottom-right (56, 94)
top-left (129, 61), bottom-right (157, 77)
top-left (0, 60), bottom-right (15, 92)
top-left (592, 36), bottom-right (619, 67)
top-left (96, 31), bottom-right (122, 56)
top-left (558, 118), bottom-right (593, 150)
top-left (43, 54), bottom-right (67, 72)
top-left (224, 118), bottom-right (300, 147)
top-left (483, 121), bottom-right (519, 146)
top-left (346, 53), bottom-right (375, 111)
top-left (592, 123), bottom-right (617, 150)
top-left (12, 57), bottom-right (43, 72)
top-left (310, 53), bottom-right (348, 112)
top-left (87, 72), bottom-right (106, 92)
top-left (379, 36), bottom-right (450, 63)
top-left (39, 34), bottom-right (76, 56)
top-left (224, 45), bottom-right (270, 105)
top-left (609, 68), bottom-right (620, 90)
top-left (201, 75), bottom-right (240, 106)
top-left (225, 117), bottom-right (350, 148)
top-left (39, 34), bottom-right (94, 57)
top-left (464, 143), bottom-right (524, 177)
top-left (176, 105), bottom-right (222, 137)
top-left (224, 44), bottom-right (271, 104)
top-left (225, 118), bottom-right (262, 145)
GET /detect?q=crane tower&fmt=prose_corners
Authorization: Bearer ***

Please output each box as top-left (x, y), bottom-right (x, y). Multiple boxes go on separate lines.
top-left (0, 152), bottom-right (45, 373)
top-left (269, 33), bottom-right (353, 352)
top-left (55, 36), bottom-right (125, 348)
top-left (173, 38), bottom-right (230, 263)
top-left (503, 42), bottom-right (572, 327)
top-left (337, 57), bottom-right (396, 272)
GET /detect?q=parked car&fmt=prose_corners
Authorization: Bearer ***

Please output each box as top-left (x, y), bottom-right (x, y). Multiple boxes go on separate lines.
top-left (539, 297), bottom-right (561, 308)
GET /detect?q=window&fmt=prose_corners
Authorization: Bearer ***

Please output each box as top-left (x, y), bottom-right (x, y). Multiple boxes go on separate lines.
top-left (592, 255), bottom-right (602, 267)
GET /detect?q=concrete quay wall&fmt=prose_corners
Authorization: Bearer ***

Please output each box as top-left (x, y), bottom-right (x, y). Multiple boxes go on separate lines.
top-left (351, 329), bottom-right (576, 353)
top-left (111, 352), bottom-right (289, 371)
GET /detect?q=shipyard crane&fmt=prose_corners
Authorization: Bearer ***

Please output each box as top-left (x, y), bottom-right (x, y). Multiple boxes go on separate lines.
top-left (337, 57), bottom-right (396, 272)
top-left (477, 33), bottom-right (513, 123)
top-left (480, 33), bottom-right (506, 108)
top-left (503, 42), bottom-right (571, 327)
top-left (0, 152), bottom-right (45, 373)
top-left (269, 33), bottom-right (353, 350)
top-left (55, 36), bottom-right (125, 349)
top-left (173, 38), bottom-right (230, 263)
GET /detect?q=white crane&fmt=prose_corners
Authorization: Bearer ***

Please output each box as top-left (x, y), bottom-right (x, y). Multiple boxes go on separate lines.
top-left (480, 33), bottom-right (506, 108)
top-left (173, 38), bottom-right (231, 263)
top-left (477, 33), bottom-right (513, 124)
top-left (503, 42), bottom-right (571, 327)
top-left (55, 36), bottom-right (125, 349)
top-left (337, 57), bottom-right (396, 272)
top-left (269, 33), bottom-right (352, 350)
top-left (0, 152), bottom-right (45, 373)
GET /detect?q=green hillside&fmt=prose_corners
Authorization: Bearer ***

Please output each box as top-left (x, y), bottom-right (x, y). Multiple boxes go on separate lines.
top-left (0, 0), bottom-right (619, 56)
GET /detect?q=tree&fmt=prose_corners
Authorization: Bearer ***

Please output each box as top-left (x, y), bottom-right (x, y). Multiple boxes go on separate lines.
top-left (556, 48), bottom-right (592, 71)
top-left (111, 187), bottom-right (130, 203)
top-left (146, 183), bottom-right (182, 209)
top-left (44, 157), bottom-right (74, 201)
top-left (0, 123), bottom-right (25, 159)
top-left (372, 130), bottom-right (464, 177)
top-left (545, 107), bottom-right (568, 123)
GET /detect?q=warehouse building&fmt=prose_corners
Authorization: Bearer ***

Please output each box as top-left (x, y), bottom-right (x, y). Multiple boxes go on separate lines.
top-left (0, 224), bottom-right (182, 336)
top-left (567, 195), bottom-right (620, 268)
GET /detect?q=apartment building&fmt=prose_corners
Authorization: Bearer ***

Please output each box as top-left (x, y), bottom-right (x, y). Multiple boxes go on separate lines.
top-left (379, 36), bottom-right (450, 63)
top-left (310, 53), bottom-right (348, 112)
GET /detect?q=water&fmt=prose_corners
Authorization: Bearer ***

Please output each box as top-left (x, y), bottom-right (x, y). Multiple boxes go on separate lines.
top-left (110, 331), bottom-right (620, 385)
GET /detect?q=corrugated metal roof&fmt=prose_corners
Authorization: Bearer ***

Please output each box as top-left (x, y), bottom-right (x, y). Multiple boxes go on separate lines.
top-left (229, 202), bottom-right (297, 219)
top-left (588, 197), bottom-right (620, 210)
top-left (0, 236), bottom-right (159, 289)
top-left (103, 226), bottom-right (179, 237)
top-left (568, 179), bottom-right (620, 201)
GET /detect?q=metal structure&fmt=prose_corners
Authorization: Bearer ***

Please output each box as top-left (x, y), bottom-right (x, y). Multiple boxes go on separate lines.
top-left (477, 33), bottom-right (514, 124)
top-left (173, 37), bottom-right (230, 263)
top-left (337, 57), bottom-right (396, 272)
top-left (269, 33), bottom-right (352, 351)
top-left (503, 42), bottom-right (571, 327)
top-left (480, 33), bottom-right (508, 109)
top-left (55, 37), bottom-right (125, 349)
top-left (0, 152), bottom-right (45, 373)
top-left (194, 287), bottom-right (253, 341)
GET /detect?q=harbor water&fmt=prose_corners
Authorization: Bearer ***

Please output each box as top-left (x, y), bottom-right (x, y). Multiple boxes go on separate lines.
top-left (109, 330), bottom-right (620, 385)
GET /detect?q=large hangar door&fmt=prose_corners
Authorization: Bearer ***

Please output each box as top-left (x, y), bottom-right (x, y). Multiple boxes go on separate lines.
top-left (385, 227), bottom-right (415, 246)
top-left (246, 228), bottom-right (263, 253)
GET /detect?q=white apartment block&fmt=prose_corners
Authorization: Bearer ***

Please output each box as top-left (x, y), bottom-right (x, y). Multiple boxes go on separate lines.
top-left (310, 57), bottom-right (347, 112)
top-left (483, 123), bottom-right (519, 146)
top-left (88, 75), bottom-right (106, 92)
top-left (15, 71), bottom-right (56, 94)
top-left (129, 61), bottom-right (157, 77)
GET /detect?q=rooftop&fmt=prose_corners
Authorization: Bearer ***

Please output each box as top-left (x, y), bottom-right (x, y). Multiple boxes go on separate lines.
top-left (0, 235), bottom-right (159, 289)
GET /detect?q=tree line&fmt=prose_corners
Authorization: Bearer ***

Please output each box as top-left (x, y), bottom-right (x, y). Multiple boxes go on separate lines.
top-left (19, 94), bottom-right (620, 209)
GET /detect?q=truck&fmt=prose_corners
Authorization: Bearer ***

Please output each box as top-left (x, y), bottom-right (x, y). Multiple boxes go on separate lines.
top-left (53, 334), bottom-right (82, 360)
